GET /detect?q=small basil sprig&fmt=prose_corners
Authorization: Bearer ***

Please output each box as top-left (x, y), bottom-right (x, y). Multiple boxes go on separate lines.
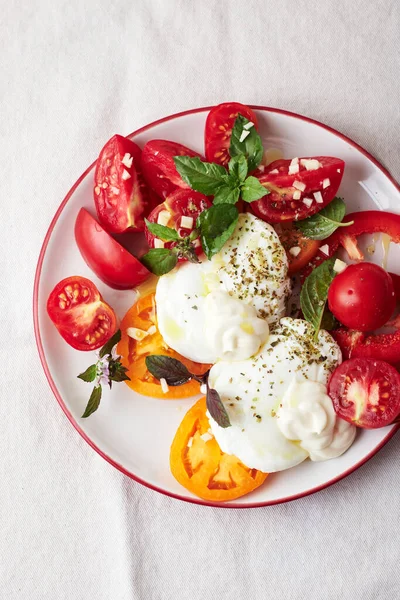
top-left (296, 197), bottom-right (354, 240)
top-left (77, 330), bottom-right (130, 418)
top-left (141, 220), bottom-right (199, 275)
top-left (145, 355), bottom-right (231, 428)
top-left (300, 257), bottom-right (337, 340)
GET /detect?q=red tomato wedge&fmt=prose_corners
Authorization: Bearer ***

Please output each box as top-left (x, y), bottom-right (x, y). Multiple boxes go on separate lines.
top-left (332, 327), bottom-right (400, 365)
top-left (75, 208), bottom-right (151, 290)
top-left (94, 134), bottom-right (158, 234)
top-left (205, 102), bottom-right (259, 167)
top-left (47, 276), bottom-right (117, 351)
top-left (274, 222), bottom-right (320, 275)
top-left (141, 140), bottom-right (202, 199)
top-left (328, 358), bottom-right (400, 428)
top-left (145, 190), bottom-right (211, 259)
top-left (251, 157), bottom-right (345, 223)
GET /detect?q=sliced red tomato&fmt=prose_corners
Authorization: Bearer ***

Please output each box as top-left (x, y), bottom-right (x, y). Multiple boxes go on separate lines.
top-left (204, 102), bottom-right (259, 167)
top-left (75, 208), bottom-right (151, 290)
top-left (328, 358), bottom-right (400, 428)
top-left (332, 327), bottom-right (400, 365)
top-left (141, 140), bottom-right (202, 199)
top-left (328, 263), bottom-right (396, 332)
top-left (145, 189), bottom-right (211, 259)
top-left (94, 134), bottom-right (159, 234)
top-left (47, 276), bottom-right (117, 351)
top-left (274, 222), bottom-right (320, 275)
top-left (170, 397), bottom-right (268, 501)
top-left (251, 157), bottom-right (345, 223)
top-left (117, 294), bottom-right (210, 398)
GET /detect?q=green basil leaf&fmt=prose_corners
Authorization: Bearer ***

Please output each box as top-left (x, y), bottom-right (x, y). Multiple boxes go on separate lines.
top-left (300, 257), bottom-right (337, 339)
top-left (77, 364), bottom-right (97, 383)
top-left (241, 176), bottom-right (270, 202)
top-left (81, 386), bottom-right (102, 418)
top-left (213, 185), bottom-right (240, 205)
top-left (295, 197), bottom-right (354, 240)
top-left (145, 355), bottom-right (193, 386)
top-left (141, 249), bottom-right (178, 276)
top-left (145, 219), bottom-right (180, 242)
top-left (196, 204), bottom-right (239, 260)
top-left (228, 154), bottom-right (248, 183)
top-left (99, 330), bottom-right (122, 358)
top-left (229, 115), bottom-right (263, 172)
top-left (173, 156), bottom-right (229, 195)
top-left (206, 387), bottom-right (231, 428)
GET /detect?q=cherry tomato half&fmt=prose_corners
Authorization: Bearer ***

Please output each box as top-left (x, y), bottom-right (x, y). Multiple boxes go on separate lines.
top-left (94, 134), bottom-right (159, 234)
top-left (75, 208), bottom-right (151, 290)
top-left (205, 102), bottom-right (259, 168)
top-left (47, 276), bottom-right (117, 351)
top-left (170, 397), bottom-right (268, 501)
top-left (328, 263), bottom-right (396, 332)
top-left (145, 190), bottom-right (211, 259)
top-left (141, 140), bottom-right (202, 199)
top-left (328, 358), bottom-right (400, 428)
top-left (252, 157), bottom-right (345, 223)
top-left (274, 222), bottom-right (320, 276)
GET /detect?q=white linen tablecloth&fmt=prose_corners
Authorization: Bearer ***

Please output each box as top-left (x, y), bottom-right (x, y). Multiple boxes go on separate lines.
top-left (1, 1), bottom-right (399, 598)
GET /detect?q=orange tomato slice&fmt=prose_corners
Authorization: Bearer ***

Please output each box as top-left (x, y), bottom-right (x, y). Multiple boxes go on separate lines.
top-left (117, 293), bottom-right (210, 398)
top-left (274, 222), bottom-right (320, 275)
top-left (170, 398), bottom-right (268, 501)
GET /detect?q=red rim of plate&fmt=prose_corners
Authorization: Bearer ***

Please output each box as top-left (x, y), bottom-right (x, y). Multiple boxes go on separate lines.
top-left (33, 105), bottom-right (400, 509)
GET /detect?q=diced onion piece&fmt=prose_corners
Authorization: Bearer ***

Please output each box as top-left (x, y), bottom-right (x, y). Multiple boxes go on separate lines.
top-left (300, 158), bottom-right (321, 171)
top-left (288, 163), bottom-right (300, 175)
top-left (303, 198), bottom-right (313, 208)
top-left (180, 215), bottom-right (194, 229)
top-left (126, 327), bottom-right (148, 341)
top-left (293, 180), bottom-right (306, 191)
top-left (200, 432), bottom-right (214, 442)
top-left (322, 178), bottom-right (330, 189)
top-left (293, 190), bottom-right (301, 200)
top-left (289, 246), bottom-right (301, 257)
top-left (154, 239), bottom-right (164, 249)
top-left (121, 169), bottom-right (131, 180)
top-left (314, 191), bottom-right (323, 203)
top-left (160, 378), bottom-right (169, 394)
top-left (319, 244), bottom-right (330, 256)
top-left (243, 121), bottom-right (254, 130)
top-left (157, 210), bottom-right (171, 226)
top-left (147, 325), bottom-right (157, 335)
top-left (269, 168), bottom-right (279, 174)
top-left (121, 153), bottom-right (133, 168)
top-left (239, 130), bottom-right (251, 143)
top-left (333, 259), bottom-right (348, 274)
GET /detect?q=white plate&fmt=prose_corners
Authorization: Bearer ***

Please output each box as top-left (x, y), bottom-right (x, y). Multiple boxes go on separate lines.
top-left (34, 106), bottom-right (400, 507)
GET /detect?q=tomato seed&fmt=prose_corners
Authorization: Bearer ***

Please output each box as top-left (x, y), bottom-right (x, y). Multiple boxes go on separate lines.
top-left (59, 301), bottom-right (66, 309)
top-left (380, 406), bottom-right (386, 411)
top-left (94, 186), bottom-right (101, 195)
top-left (85, 334), bottom-right (90, 341)
top-left (65, 285), bottom-right (72, 293)
top-left (73, 289), bottom-right (79, 299)
top-left (82, 289), bottom-right (89, 297)
top-left (381, 393), bottom-right (389, 398)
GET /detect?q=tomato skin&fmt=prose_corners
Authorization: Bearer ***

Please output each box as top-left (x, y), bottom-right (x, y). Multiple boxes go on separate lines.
top-left (145, 190), bottom-right (211, 259)
top-left (74, 208), bottom-right (151, 290)
top-left (328, 358), bottom-right (400, 428)
top-left (332, 328), bottom-right (400, 365)
top-left (328, 263), bottom-right (396, 332)
top-left (390, 273), bottom-right (400, 300)
top-left (205, 102), bottom-right (259, 167)
top-left (94, 135), bottom-right (157, 234)
top-left (251, 157), bottom-right (345, 223)
top-left (170, 397), bottom-right (268, 501)
top-left (274, 222), bottom-right (320, 275)
top-left (47, 276), bottom-right (117, 351)
top-left (141, 140), bottom-right (202, 199)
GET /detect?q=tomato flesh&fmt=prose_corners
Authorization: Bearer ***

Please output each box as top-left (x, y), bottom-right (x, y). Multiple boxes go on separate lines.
top-left (170, 397), bottom-right (268, 501)
top-left (47, 276), bottom-right (117, 351)
top-left (252, 157), bottom-right (345, 223)
top-left (274, 222), bottom-right (320, 275)
top-left (328, 358), bottom-right (400, 428)
top-left (145, 189), bottom-right (211, 259)
top-left (328, 263), bottom-right (396, 331)
top-left (205, 102), bottom-right (259, 167)
top-left (75, 208), bottom-right (150, 290)
top-left (141, 140), bottom-right (202, 199)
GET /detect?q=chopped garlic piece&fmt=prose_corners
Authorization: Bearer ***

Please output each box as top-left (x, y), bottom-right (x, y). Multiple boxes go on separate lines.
top-left (269, 168), bottom-right (279, 174)
top-left (121, 169), bottom-right (131, 180)
top-left (157, 210), bottom-right (171, 226)
top-left (200, 432), bottom-right (214, 442)
top-left (239, 129), bottom-right (251, 142)
top-left (147, 325), bottom-right (157, 335)
top-left (180, 215), bottom-right (194, 229)
top-left (243, 121), bottom-right (254, 130)
top-left (300, 159), bottom-right (321, 171)
top-left (160, 378), bottom-right (169, 393)
top-left (293, 190), bottom-right (301, 200)
top-left (314, 191), bottom-right (323, 203)
top-left (319, 244), bottom-right (330, 256)
top-left (289, 163), bottom-right (299, 175)
top-left (293, 180), bottom-right (306, 191)
top-left (289, 246), bottom-right (301, 257)
top-left (127, 327), bottom-right (148, 341)
top-left (334, 259), bottom-right (347, 273)
top-left (322, 178), bottom-right (330, 189)
top-left (121, 153), bottom-right (133, 168)
top-left (154, 239), bottom-right (164, 249)
top-left (303, 198), bottom-right (313, 208)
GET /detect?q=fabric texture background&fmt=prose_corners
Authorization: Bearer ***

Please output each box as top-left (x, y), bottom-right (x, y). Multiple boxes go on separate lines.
top-left (1, 1), bottom-right (399, 598)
